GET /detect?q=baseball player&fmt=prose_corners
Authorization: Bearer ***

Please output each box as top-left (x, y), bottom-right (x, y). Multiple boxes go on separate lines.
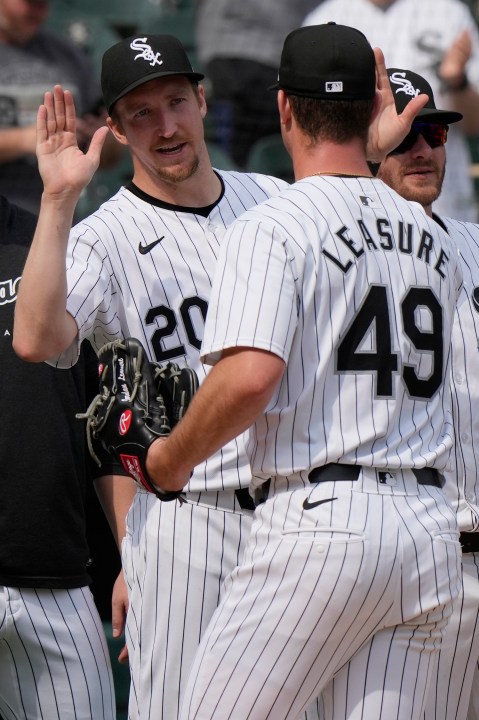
top-left (140, 24), bottom-right (464, 719)
top-left (302, 0), bottom-right (479, 222)
top-left (0, 193), bottom-right (117, 719)
top-left (12, 33), bottom-right (302, 720)
top-left (373, 67), bottom-right (479, 720)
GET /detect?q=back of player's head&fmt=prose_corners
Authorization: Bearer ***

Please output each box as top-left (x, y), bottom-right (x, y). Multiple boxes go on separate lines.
top-left (272, 23), bottom-right (376, 101)
top-left (273, 23), bottom-right (376, 143)
top-left (101, 34), bottom-right (204, 115)
top-left (387, 68), bottom-right (462, 124)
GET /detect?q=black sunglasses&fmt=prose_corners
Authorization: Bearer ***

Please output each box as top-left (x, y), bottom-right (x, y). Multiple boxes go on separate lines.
top-left (389, 122), bottom-right (449, 155)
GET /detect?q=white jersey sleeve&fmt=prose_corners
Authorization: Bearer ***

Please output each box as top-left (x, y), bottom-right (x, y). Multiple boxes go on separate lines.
top-left (440, 215), bottom-right (479, 532)
top-left (201, 176), bottom-right (463, 486)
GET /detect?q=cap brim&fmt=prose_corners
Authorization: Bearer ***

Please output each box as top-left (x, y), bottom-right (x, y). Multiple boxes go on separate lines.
top-left (108, 70), bottom-right (205, 113)
top-left (416, 107), bottom-right (463, 124)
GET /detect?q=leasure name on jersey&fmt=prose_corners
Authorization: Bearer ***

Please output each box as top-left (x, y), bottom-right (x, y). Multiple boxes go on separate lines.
top-left (323, 219), bottom-right (449, 278)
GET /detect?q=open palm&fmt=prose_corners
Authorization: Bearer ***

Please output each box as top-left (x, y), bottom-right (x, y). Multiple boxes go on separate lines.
top-left (37, 85), bottom-right (109, 197)
top-left (368, 48), bottom-right (429, 162)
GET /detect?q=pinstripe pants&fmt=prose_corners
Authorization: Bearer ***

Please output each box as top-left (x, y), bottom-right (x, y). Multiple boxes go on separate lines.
top-left (180, 468), bottom-right (462, 720)
top-left (424, 551), bottom-right (479, 720)
top-left (0, 586), bottom-right (115, 720)
top-left (122, 489), bottom-right (254, 720)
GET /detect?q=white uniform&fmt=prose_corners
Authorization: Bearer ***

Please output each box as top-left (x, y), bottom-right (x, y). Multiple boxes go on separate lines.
top-left (302, 0), bottom-right (479, 222)
top-left (180, 175), bottom-right (463, 719)
top-left (422, 214), bottom-right (479, 720)
top-left (0, 587), bottom-right (115, 720)
top-left (52, 170), bottom-right (288, 720)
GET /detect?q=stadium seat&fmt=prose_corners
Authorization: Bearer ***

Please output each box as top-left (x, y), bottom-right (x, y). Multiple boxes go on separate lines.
top-left (207, 141), bottom-right (239, 171)
top-left (52, 0), bottom-right (140, 36)
top-left (75, 151), bottom-right (133, 220)
top-left (246, 134), bottom-right (295, 183)
top-left (137, 0), bottom-right (198, 66)
top-left (45, 10), bottom-right (122, 76)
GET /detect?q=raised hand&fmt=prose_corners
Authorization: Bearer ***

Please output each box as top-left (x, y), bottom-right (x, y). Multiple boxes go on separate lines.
top-left (367, 47), bottom-right (429, 162)
top-left (36, 84), bottom-right (109, 198)
top-left (439, 29), bottom-right (471, 87)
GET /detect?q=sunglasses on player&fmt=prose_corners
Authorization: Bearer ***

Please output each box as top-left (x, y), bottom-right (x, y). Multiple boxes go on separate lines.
top-left (389, 123), bottom-right (449, 155)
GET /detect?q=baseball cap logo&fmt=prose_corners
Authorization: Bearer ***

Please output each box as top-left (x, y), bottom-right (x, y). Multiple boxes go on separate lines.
top-left (325, 81), bottom-right (343, 93)
top-left (130, 37), bottom-right (163, 68)
top-left (389, 71), bottom-right (421, 98)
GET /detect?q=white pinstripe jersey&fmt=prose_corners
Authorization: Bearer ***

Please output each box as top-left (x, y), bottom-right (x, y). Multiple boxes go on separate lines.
top-left (303, 0), bottom-right (479, 222)
top-left (201, 176), bottom-right (463, 491)
top-left (55, 170), bottom-right (287, 493)
top-left (439, 215), bottom-right (479, 532)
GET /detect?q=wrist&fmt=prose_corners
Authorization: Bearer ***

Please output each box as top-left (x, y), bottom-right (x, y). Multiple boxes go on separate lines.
top-left (146, 437), bottom-right (191, 494)
top-left (40, 187), bottom-right (83, 210)
top-left (440, 72), bottom-right (469, 93)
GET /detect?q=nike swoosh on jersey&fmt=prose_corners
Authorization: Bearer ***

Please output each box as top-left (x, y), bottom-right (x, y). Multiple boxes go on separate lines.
top-left (138, 237), bottom-right (165, 254)
top-left (302, 497), bottom-right (337, 511)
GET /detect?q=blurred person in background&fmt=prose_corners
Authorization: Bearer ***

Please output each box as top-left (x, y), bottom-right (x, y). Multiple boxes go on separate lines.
top-left (0, 0), bottom-right (122, 214)
top-left (196, 0), bottom-right (320, 167)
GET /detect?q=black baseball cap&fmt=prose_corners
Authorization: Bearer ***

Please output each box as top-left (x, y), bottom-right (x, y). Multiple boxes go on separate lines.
top-left (387, 68), bottom-right (462, 124)
top-left (270, 23), bottom-right (376, 100)
top-left (102, 34), bottom-right (204, 114)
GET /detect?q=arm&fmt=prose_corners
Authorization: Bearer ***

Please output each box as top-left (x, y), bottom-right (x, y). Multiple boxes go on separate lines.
top-left (13, 85), bottom-right (109, 362)
top-left (438, 29), bottom-right (479, 136)
top-left (0, 125), bottom-right (37, 162)
top-left (146, 347), bottom-right (286, 493)
top-left (94, 473), bottom-right (136, 650)
top-left (94, 473), bottom-right (136, 550)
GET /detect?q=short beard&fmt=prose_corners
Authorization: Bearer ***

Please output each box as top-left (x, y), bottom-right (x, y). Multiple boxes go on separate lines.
top-left (379, 161), bottom-right (445, 210)
top-left (155, 154), bottom-right (200, 184)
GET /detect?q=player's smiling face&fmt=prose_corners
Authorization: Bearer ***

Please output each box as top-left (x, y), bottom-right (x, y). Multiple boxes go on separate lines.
top-left (110, 76), bottom-right (208, 187)
top-left (377, 131), bottom-right (446, 214)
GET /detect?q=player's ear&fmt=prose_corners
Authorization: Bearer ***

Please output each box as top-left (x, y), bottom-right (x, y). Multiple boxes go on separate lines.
top-left (107, 115), bottom-right (128, 146)
top-left (277, 89), bottom-right (292, 128)
top-left (196, 83), bottom-right (207, 119)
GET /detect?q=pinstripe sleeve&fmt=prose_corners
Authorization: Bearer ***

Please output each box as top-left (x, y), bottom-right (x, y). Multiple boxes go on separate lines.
top-left (201, 215), bottom-right (298, 365)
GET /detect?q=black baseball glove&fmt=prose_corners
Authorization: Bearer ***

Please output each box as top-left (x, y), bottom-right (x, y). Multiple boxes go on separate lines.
top-left (78, 337), bottom-right (198, 501)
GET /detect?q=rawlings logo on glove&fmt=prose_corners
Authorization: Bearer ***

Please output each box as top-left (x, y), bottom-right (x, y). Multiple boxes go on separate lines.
top-left (78, 337), bottom-right (198, 501)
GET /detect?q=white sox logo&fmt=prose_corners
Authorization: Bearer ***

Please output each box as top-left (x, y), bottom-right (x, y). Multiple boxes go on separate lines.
top-left (119, 409), bottom-right (132, 435)
top-left (130, 37), bottom-right (163, 68)
top-left (0, 276), bottom-right (21, 305)
top-left (389, 71), bottom-right (421, 98)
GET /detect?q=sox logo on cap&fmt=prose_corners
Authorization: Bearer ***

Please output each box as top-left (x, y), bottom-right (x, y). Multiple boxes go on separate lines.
top-left (130, 37), bottom-right (163, 67)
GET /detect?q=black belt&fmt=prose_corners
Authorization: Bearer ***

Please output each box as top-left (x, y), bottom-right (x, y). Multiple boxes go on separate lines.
top-left (308, 463), bottom-right (443, 488)
top-left (235, 488), bottom-right (256, 511)
top-left (460, 531), bottom-right (479, 553)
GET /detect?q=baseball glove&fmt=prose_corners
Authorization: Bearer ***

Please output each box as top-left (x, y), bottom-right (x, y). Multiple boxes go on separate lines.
top-left (78, 337), bottom-right (198, 501)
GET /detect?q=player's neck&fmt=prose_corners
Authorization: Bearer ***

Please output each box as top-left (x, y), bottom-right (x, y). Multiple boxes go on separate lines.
top-left (293, 140), bottom-right (372, 181)
top-left (132, 158), bottom-right (222, 208)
